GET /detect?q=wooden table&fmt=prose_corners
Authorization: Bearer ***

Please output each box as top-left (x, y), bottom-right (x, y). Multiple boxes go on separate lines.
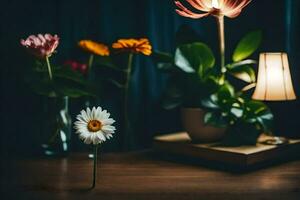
top-left (2, 151), bottom-right (300, 200)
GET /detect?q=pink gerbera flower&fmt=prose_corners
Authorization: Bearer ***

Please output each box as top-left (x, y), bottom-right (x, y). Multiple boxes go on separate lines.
top-left (20, 34), bottom-right (59, 59)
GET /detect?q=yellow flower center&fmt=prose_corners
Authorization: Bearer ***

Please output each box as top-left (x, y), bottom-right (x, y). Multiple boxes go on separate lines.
top-left (87, 120), bottom-right (102, 132)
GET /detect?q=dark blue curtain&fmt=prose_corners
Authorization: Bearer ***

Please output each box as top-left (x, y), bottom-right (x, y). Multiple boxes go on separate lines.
top-left (1, 0), bottom-right (299, 155)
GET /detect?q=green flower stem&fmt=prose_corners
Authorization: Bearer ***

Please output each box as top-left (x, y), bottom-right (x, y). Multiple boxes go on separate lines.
top-left (217, 16), bottom-right (226, 84)
top-left (85, 54), bottom-right (94, 107)
top-left (45, 56), bottom-right (53, 81)
top-left (88, 54), bottom-right (94, 72)
top-left (124, 53), bottom-right (133, 132)
top-left (124, 53), bottom-right (133, 124)
top-left (91, 144), bottom-right (98, 189)
top-left (64, 96), bottom-right (69, 113)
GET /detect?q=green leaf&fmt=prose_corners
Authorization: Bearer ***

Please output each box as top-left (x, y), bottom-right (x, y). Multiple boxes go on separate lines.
top-left (226, 59), bottom-right (257, 70)
top-left (242, 100), bottom-right (273, 131)
top-left (230, 107), bottom-right (243, 118)
top-left (54, 67), bottom-right (87, 85)
top-left (233, 30), bottom-right (262, 62)
top-left (175, 42), bottom-right (215, 77)
top-left (32, 61), bottom-right (59, 73)
top-left (204, 112), bottom-right (227, 128)
top-left (245, 100), bottom-right (268, 115)
top-left (217, 83), bottom-right (235, 100)
top-left (229, 65), bottom-right (256, 83)
top-left (201, 95), bottom-right (219, 110)
top-left (241, 83), bottom-right (256, 92)
top-left (256, 109), bottom-right (273, 131)
top-left (28, 63), bottom-right (97, 98)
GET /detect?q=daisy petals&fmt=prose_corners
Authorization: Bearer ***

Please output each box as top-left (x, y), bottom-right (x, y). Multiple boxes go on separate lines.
top-left (74, 106), bottom-right (116, 145)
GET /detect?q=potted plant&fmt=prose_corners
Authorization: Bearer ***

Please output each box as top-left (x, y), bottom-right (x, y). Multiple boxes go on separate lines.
top-left (152, 0), bottom-right (273, 144)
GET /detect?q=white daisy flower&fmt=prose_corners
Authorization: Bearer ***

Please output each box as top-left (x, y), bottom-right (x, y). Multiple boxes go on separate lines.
top-left (74, 106), bottom-right (116, 145)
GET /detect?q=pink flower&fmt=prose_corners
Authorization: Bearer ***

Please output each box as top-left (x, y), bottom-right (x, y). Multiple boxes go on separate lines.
top-left (20, 34), bottom-right (59, 59)
top-left (175, 0), bottom-right (252, 19)
top-left (64, 60), bottom-right (88, 74)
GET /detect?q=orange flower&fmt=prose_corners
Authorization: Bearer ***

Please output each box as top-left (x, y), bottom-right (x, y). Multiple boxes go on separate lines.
top-left (78, 40), bottom-right (110, 56)
top-left (175, 0), bottom-right (251, 19)
top-left (112, 38), bottom-right (152, 56)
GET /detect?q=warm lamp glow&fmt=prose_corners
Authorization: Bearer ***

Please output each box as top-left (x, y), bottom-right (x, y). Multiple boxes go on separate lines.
top-left (252, 52), bottom-right (296, 101)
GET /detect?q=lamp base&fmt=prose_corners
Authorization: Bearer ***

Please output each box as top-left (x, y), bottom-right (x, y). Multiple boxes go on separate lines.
top-left (260, 136), bottom-right (289, 145)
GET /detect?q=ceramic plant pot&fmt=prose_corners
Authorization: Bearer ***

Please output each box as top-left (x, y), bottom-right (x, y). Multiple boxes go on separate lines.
top-left (181, 108), bottom-right (226, 143)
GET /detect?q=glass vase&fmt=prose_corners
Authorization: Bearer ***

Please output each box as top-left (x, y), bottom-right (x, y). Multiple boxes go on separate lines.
top-left (41, 96), bottom-right (72, 157)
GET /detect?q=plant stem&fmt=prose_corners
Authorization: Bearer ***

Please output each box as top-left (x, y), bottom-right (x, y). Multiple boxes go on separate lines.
top-left (88, 54), bottom-right (94, 72)
top-left (64, 96), bottom-right (69, 113)
top-left (123, 53), bottom-right (133, 148)
top-left (45, 56), bottom-right (53, 81)
top-left (217, 16), bottom-right (226, 84)
top-left (86, 54), bottom-right (94, 107)
top-left (91, 145), bottom-right (98, 189)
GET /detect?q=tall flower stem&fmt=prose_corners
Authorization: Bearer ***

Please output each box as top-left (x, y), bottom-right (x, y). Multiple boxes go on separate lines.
top-left (88, 54), bottom-right (94, 72)
top-left (216, 16), bottom-right (226, 84)
top-left (123, 53), bottom-right (133, 147)
top-left (45, 56), bottom-right (53, 81)
top-left (91, 145), bottom-right (98, 189)
top-left (86, 54), bottom-right (94, 107)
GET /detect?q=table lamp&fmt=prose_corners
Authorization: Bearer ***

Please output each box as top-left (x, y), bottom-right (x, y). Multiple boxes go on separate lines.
top-left (252, 52), bottom-right (297, 144)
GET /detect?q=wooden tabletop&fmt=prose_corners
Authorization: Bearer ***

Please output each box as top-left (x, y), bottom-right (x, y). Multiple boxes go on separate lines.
top-left (2, 151), bottom-right (300, 200)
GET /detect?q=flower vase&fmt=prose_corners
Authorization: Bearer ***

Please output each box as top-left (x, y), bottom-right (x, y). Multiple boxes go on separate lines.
top-left (41, 96), bottom-right (72, 156)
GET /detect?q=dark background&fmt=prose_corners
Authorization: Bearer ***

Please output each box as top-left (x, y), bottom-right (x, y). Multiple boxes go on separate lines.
top-left (1, 0), bottom-right (299, 156)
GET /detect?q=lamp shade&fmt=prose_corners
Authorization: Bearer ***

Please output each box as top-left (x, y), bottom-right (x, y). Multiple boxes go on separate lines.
top-left (252, 52), bottom-right (296, 101)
